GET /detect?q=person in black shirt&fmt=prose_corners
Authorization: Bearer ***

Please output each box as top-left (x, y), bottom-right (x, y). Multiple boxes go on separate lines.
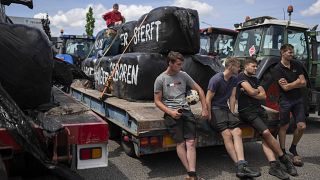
top-left (272, 44), bottom-right (307, 167)
top-left (236, 58), bottom-right (296, 179)
top-left (206, 57), bottom-right (261, 178)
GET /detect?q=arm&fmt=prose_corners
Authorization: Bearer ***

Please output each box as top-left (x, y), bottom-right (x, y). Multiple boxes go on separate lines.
top-left (154, 91), bottom-right (181, 119)
top-left (255, 86), bottom-right (266, 100)
top-left (102, 12), bottom-right (111, 20)
top-left (278, 74), bottom-right (306, 91)
top-left (229, 87), bottom-right (237, 113)
top-left (240, 81), bottom-right (259, 96)
top-left (192, 83), bottom-right (209, 119)
top-left (206, 90), bottom-right (215, 121)
top-left (240, 81), bottom-right (266, 100)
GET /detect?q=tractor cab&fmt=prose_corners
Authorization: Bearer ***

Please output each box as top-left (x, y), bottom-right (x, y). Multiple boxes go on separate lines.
top-left (232, 12), bottom-right (320, 113)
top-left (54, 33), bottom-right (95, 68)
top-left (199, 27), bottom-right (237, 59)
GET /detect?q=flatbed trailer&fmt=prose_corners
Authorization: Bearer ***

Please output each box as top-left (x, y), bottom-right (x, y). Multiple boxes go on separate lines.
top-left (0, 87), bottom-right (109, 178)
top-left (70, 85), bottom-right (274, 157)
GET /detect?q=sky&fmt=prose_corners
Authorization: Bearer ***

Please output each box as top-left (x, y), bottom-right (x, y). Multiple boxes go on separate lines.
top-left (4, 0), bottom-right (320, 36)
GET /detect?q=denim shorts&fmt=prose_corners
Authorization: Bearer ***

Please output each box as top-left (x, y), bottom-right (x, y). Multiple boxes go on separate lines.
top-left (279, 98), bottom-right (306, 125)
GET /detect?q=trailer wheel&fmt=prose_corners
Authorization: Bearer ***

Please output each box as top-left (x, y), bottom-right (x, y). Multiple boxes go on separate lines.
top-left (121, 133), bottom-right (137, 158)
top-left (0, 155), bottom-right (8, 180)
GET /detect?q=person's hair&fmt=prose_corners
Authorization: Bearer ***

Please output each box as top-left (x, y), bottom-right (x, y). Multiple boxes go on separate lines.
top-left (167, 51), bottom-right (184, 64)
top-left (225, 57), bottom-right (240, 68)
top-left (113, 3), bottom-right (119, 9)
top-left (105, 28), bottom-right (117, 37)
top-left (244, 57), bottom-right (257, 66)
top-left (280, 43), bottom-right (294, 55)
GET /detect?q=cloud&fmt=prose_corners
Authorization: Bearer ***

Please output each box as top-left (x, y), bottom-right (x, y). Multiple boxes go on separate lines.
top-left (172, 0), bottom-right (218, 18)
top-left (301, 0), bottom-right (320, 16)
top-left (244, 0), bottom-right (255, 4)
top-left (36, 3), bottom-right (152, 36)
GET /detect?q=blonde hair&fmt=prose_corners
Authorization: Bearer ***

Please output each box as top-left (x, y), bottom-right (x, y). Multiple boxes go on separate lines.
top-left (105, 28), bottom-right (117, 37)
top-left (225, 57), bottom-right (240, 68)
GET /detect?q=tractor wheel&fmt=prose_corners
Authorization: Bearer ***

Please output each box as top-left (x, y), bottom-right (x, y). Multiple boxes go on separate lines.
top-left (0, 155), bottom-right (8, 180)
top-left (260, 67), bottom-right (280, 111)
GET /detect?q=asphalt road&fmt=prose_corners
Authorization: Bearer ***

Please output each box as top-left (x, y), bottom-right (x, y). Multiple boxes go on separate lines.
top-left (77, 117), bottom-right (320, 180)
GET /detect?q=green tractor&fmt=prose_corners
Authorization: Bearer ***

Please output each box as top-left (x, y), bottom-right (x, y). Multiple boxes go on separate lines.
top-left (232, 8), bottom-right (320, 115)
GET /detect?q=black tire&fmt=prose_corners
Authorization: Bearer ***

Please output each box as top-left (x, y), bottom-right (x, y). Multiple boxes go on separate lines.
top-left (0, 155), bottom-right (8, 180)
top-left (108, 122), bottom-right (121, 140)
top-left (120, 132), bottom-right (137, 158)
top-left (260, 67), bottom-right (280, 111)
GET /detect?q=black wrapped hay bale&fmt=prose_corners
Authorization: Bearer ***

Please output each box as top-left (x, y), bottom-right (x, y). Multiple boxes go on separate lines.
top-left (92, 56), bottom-right (113, 91)
top-left (118, 21), bottom-right (137, 53)
top-left (82, 57), bottom-right (96, 79)
top-left (0, 24), bottom-right (53, 109)
top-left (183, 55), bottom-right (223, 92)
top-left (94, 53), bottom-right (167, 100)
top-left (130, 6), bottom-right (199, 54)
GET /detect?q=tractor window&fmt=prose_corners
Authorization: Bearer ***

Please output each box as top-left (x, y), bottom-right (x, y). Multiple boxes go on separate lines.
top-left (65, 39), bottom-right (94, 58)
top-left (288, 29), bottom-right (308, 61)
top-left (214, 34), bottom-right (235, 58)
top-left (199, 35), bottom-right (210, 55)
top-left (234, 28), bottom-right (262, 57)
top-left (262, 25), bottom-right (284, 56)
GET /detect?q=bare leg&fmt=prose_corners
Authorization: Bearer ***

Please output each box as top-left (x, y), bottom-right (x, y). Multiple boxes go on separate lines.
top-left (231, 127), bottom-right (245, 161)
top-left (262, 140), bottom-right (277, 161)
top-left (221, 129), bottom-right (238, 163)
top-left (278, 123), bottom-right (289, 151)
top-left (292, 122), bottom-right (306, 146)
top-left (262, 129), bottom-right (283, 157)
top-left (176, 141), bottom-right (189, 171)
top-left (185, 139), bottom-right (196, 172)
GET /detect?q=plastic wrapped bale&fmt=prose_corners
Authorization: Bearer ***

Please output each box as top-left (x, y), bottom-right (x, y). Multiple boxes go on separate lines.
top-left (183, 55), bottom-right (224, 93)
top-left (93, 28), bottom-right (121, 58)
top-left (131, 6), bottom-right (200, 54)
top-left (93, 56), bottom-right (113, 91)
top-left (118, 21), bottom-right (137, 53)
top-left (82, 57), bottom-right (96, 79)
top-left (95, 53), bottom-right (167, 100)
top-left (0, 24), bottom-right (53, 110)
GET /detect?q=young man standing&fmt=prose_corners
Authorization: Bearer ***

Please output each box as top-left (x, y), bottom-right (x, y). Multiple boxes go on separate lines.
top-left (236, 58), bottom-right (297, 179)
top-left (154, 51), bottom-right (208, 180)
top-left (272, 44), bottom-right (307, 167)
top-left (102, 3), bottom-right (125, 27)
top-left (206, 57), bottom-right (260, 178)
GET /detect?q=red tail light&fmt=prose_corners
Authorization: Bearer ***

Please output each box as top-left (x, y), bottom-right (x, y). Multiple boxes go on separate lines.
top-left (80, 148), bottom-right (91, 160)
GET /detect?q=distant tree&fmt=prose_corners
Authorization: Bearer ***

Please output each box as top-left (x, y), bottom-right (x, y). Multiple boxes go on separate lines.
top-left (85, 7), bottom-right (95, 36)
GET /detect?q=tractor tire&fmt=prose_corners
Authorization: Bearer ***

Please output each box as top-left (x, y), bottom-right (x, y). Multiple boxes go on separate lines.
top-left (0, 155), bottom-right (8, 180)
top-left (260, 67), bottom-right (280, 111)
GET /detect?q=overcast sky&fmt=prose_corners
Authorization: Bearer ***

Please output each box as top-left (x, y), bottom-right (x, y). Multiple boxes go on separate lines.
top-left (4, 0), bottom-right (320, 36)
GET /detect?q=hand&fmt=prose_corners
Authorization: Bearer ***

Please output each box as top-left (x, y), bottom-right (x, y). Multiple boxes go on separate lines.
top-left (279, 78), bottom-right (288, 85)
top-left (170, 109), bottom-right (182, 119)
top-left (201, 108), bottom-right (209, 119)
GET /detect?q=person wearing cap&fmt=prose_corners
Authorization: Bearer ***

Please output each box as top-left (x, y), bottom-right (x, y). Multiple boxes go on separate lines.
top-left (102, 3), bottom-right (125, 27)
